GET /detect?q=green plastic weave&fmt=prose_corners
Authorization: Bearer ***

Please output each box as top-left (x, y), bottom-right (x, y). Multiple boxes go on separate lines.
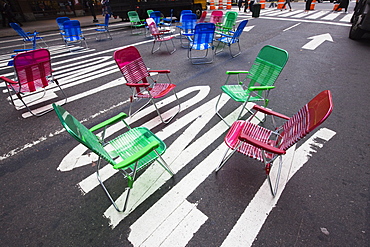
top-left (221, 45), bottom-right (289, 103)
top-left (53, 104), bottom-right (166, 172)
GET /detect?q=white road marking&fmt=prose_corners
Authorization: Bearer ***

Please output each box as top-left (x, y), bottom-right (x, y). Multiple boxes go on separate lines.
top-left (260, 16), bottom-right (351, 27)
top-left (302, 33), bottom-right (333, 50)
top-left (220, 128), bottom-right (336, 247)
top-left (283, 23), bottom-right (301, 32)
top-left (127, 104), bottom-right (264, 244)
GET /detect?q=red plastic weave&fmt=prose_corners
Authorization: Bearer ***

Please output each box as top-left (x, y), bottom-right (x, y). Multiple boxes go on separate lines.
top-left (12, 49), bottom-right (52, 93)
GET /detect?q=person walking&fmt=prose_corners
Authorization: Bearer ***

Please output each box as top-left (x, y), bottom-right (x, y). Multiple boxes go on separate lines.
top-left (305, 0), bottom-right (313, 12)
top-left (244, 0), bottom-right (249, 12)
top-left (334, 0), bottom-right (349, 12)
top-left (0, 0), bottom-right (22, 27)
top-left (238, 0), bottom-right (244, 11)
top-left (282, 0), bottom-right (292, 11)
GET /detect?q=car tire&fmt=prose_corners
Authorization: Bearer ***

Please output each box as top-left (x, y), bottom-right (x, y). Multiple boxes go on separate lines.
top-left (349, 20), bottom-right (365, 40)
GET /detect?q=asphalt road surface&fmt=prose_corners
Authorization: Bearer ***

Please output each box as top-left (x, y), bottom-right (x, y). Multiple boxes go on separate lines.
top-left (0, 3), bottom-right (369, 246)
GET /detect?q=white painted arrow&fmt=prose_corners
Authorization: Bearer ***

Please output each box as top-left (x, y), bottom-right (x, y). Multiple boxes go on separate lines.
top-left (244, 25), bottom-right (255, 32)
top-left (302, 33), bottom-right (333, 50)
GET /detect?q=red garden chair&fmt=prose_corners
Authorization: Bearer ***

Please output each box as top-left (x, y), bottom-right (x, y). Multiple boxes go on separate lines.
top-left (114, 46), bottom-right (180, 123)
top-left (0, 48), bottom-right (67, 117)
top-left (215, 90), bottom-right (333, 196)
top-left (146, 18), bottom-right (176, 54)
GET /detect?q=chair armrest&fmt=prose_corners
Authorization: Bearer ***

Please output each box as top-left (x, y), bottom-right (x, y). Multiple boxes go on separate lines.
top-left (252, 105), bottom-right (290, 120)
top-left (113, 141), bottom-right (160, 169)
top-left (239, 132), bottom-right (286, 155)
top-left (89, 112), bottom-right (128, 132)
top-left (226, 71), bottom-right (250, 74)
top-left (217, 32), bottom-right (233, 38)
top-left (248, 85), bottom-right (275, 91)
top-left (126, 82), bottom-right (150, 87)
top-left (148, 70), bottom-right (170, 73)
top-left (0, 76), bottom-right (17, 84)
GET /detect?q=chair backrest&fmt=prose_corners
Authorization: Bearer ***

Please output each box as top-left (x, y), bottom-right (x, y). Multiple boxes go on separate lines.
top-left (104, 14), bottom-right (110, 26)
top-left (56, 17), bottom-right (70, 30)
top-left (63, 20), bottom-right (83, 37)
top-left (149, 11), bottom-right (162, 25)
top-left (147, 9), bottom-right (154, 17)
top-left (10, 22), bottom-right (30, 40)
top-left (198, 11), bottom-right (207, 23)
top-left (222, 11), bottom-right (238, 29)
top-left (230, 20), bottom-right (248, 41)
top-left (146, 18), bottom-right (160, 38)
top-left (247, 45), bottom-right (289, 88)
top-left (279, 90), bottom-right (333, 151)
top-left (128, 11), bottom-right (141, 22)
top-left (209, 10), bottom-right (223, 24)
top-left (113, 46), bottom-right (150, 84)
top-left (13, 49), bottom-right (52, 92)
top-left (180, 13), bottom-right (197, 32)
top-left (53, 104), bottom-right (116, 165)
top-left (192, 23), bottom-right (216, 47)
top-left (180, 10), bottom-right (192, 22)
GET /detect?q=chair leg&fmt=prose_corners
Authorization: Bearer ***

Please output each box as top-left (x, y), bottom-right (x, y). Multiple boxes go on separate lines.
top-left (229, 42), bottom-right (241, 58)
top-left (265, 156), bottom-right (283, 197)
top-left (215, 41), bottom-right (226, 55)
top-left (150, 89), bottom-right (180, 124)
top-left (96, 157), bottom-right (139, 212)
top-left (215, 145), bottom-right (239, 172)
top-left (215, 92), bottom-right (231, 127)
top-left (154, 150), bottom-right (174, 175)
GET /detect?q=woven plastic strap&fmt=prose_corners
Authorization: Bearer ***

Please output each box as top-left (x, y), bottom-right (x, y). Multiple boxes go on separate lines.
top-left (14, 50), bottom-right (52, 93)
top-left (279, 105), bottom-right (309, 151)
top-left (225, 120), bottom-right (274, 162)
top-left (247, 57), bottom-right (283, 86)
top-left (109, 127), bottom-right (165, 171)
top-left (120, 57), bottom-right (150, 84)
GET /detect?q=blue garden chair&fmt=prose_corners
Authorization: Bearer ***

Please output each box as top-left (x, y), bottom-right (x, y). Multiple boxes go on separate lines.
top-left (215, 20), bottom-right (249, 58)
top-left (149, 11), bottom-right (163, 27)
top-left (176, 13), bottom-right (197, 48)
top-left (63, 20), bottom-right (88, 51)
top-left (56, 17), bottom-right (70, 40)
top-left (187, 23), bottom-right (216, 64)
top-left (95, 14), bottom-right (112, 40)
top-left (10, 23), bottom-right (48, 49)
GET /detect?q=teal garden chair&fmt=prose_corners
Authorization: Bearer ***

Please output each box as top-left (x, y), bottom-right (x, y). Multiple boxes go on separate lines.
top-left (53, 104), bottom-right (174, 212)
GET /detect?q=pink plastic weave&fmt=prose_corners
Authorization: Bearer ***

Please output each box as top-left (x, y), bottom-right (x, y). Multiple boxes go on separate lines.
top-left (114, 46), bottom-right (176, 98)
top-left (12, 49), bottom-right (52, 93)
top-left (209, 11), bottom-right (223, 24)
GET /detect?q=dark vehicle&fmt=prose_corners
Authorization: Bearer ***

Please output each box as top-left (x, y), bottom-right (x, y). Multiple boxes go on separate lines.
top-left (349, 0), bottom-right (370, 39)
top-left (110, 0), bottom-right (207, 21)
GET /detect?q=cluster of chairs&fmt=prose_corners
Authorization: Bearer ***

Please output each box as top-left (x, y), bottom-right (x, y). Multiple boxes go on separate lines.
top-left (2, 13), bottom-right (333, 213)
top-left (51, 44), bottom-right (333, 211)
top-left (127, 9), bottom-right (250, 64)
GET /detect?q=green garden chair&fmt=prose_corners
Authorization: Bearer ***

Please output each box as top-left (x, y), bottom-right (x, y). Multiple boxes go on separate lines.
top-left (53, 104), bottom-right (174, 212)
top-left (215, 45), bottom-right (289, 126)
top-left (216, 11), bottom-right (238, 34)
top-left (128, 11), bottom-right (146, 35)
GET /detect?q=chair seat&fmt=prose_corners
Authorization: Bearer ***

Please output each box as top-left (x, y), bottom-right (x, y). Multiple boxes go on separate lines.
top-left (64, 36), bottom-right (85, 42)
top-left (136, 83), bottom-right (176, 99)
top-left (189, 42), bottom-right (212, 50)
top-left (155, 36), bottom-right (175, 42)
top-left (95, 28), bottom-right (108, 32)
top-left (217, 36), bottom-right (237, 45)
top-left (8, 78), bottom-right (49, 93)
top-left (221, 85), bottom-right (264, 102)
top-left (225, 120), bottom-right (276, 162)
top-left (109, 127), bottom-right (166, 171)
